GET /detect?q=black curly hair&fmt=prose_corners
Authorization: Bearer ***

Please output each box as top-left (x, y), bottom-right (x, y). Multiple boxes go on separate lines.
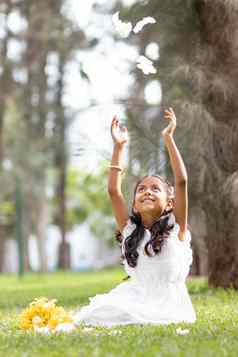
top-left (116, 175), bottom-right (175, 268)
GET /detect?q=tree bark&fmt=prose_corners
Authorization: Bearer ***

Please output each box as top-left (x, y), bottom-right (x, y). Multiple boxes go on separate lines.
top-left (0, 1), bottom-right (13, 271)
top-left (56, 54), bottom-right (70, 269)
top-left (36, 196), bottom-right (48, 272)
top-left (194, 0), bottom-right (238, 287)
top-left (208, 231), bottom-right (238, 288)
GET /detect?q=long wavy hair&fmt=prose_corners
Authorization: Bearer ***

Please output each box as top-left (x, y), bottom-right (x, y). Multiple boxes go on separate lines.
top-left (116, 175), bottom-right (175, 268)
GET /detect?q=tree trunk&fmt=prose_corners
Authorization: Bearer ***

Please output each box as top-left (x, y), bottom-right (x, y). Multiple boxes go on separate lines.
top-left (193, 0), bottom-right (238, 287)
top-left (0, 227), bottom-right (6, 272)
top-left (56, 54), bottom-right (70, 269)
top-left (208, 232), bottom-right (238, 288)
top-left (57, 156), bottom-right (70, 270)
top-left (0, 1), bottom-right (13, 271)
top-left (36, 196), bottom-right (48, 272)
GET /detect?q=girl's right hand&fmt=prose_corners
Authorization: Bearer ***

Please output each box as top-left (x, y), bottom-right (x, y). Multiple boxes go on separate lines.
top-left (111, 116), bottom-right (128, 146)
top-left (162, 107), bottom-right (176, 138)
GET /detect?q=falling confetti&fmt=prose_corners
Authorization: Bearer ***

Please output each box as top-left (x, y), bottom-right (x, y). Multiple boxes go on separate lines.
top-left (112, 12), bottom-right (132, 38)
top-left (133, 16), bottom-right (156, 34)
top-left (112, 12), bottom-right (158, 75)
top-left (136, 55), bottom-right (157, 75)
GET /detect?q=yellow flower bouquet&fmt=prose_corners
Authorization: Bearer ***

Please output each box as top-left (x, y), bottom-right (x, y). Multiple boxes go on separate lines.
top-left (19, 297), bottom-right (75, 334)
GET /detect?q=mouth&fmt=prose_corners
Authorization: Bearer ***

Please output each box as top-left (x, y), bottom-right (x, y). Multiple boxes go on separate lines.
top-left (141, 197), bottom-right (155, 203)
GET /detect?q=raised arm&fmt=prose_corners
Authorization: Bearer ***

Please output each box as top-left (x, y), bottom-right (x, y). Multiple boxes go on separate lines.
top-left (162, 108), bottom-right (188, 241)
top-left (108, 117), bottom-right (129, 232)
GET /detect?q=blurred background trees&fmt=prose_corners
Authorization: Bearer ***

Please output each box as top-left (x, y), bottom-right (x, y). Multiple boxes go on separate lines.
top-left (0, 0), bottom-right (95, 271)
top-left (0, 0), bottom-right (237, 288)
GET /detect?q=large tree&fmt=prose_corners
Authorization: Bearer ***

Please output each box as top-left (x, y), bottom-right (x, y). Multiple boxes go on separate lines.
top-left (193, 0), bottom-right (238, 287)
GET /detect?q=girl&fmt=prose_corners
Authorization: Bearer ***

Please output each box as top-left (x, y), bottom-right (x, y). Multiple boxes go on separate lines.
top-left (74, 108), bottom-right (196, 327)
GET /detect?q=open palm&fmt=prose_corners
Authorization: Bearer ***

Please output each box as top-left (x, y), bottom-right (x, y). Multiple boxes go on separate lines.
top-left (111, 116), bottom-right (128, 146)
top-left (162, 108), bottom-right (177, 137)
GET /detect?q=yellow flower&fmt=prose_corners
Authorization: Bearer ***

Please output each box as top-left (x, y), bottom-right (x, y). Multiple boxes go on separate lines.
top-left (19, 297), bottom-right (73, 332)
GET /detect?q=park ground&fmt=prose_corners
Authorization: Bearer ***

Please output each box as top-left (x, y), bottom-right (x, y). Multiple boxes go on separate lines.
top-left (0, 268), bottom-right (237, 357)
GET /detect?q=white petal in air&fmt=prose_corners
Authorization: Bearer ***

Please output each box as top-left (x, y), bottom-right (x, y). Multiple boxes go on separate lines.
top-left (136, 56), bottom-right (157, 75)
top-left (133, 17), bottom-right (156, 34)
top-left (112, 12), bottom-right (132, 38)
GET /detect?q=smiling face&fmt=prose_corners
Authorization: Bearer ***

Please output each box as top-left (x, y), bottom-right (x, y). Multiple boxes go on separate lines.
top-left (133, 176), bottom-right (173, 219)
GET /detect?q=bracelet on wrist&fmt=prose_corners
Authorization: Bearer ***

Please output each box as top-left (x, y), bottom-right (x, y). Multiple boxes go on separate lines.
top-left (108, 165), bottom-right (124, 173)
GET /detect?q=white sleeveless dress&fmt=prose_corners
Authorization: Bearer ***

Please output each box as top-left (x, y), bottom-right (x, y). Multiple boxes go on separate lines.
top-left (74, 220), bottom-right (196, 327)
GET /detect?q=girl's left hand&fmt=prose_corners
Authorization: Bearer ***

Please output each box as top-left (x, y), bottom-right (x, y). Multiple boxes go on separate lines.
top-left (162, 107), bottom-right (176, 138)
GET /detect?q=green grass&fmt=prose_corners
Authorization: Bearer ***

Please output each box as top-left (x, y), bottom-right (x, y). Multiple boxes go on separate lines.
top-left (0, 267), bottom-right (238, 357)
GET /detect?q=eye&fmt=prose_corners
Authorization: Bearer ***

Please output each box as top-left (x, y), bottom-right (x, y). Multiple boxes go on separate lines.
top-left (137, 186), bottom-right (145, 193)
top-left (152, 185), bottom-right (161, 192)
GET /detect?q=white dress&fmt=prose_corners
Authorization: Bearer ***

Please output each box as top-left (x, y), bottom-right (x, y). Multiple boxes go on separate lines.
top-left (74, 220), bottom-right (196, 327)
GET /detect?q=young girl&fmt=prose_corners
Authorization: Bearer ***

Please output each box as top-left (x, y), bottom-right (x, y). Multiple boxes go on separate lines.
top-left (74, 108), bottom-right (196, 327)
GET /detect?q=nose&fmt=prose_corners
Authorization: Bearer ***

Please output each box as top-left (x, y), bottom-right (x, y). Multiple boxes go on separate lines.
top-left (144, 188), bottom-right (152, 195)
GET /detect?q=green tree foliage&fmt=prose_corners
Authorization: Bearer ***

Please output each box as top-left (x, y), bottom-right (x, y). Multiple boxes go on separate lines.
top-left (0, 0), bottom-right (96, 271)
top-left (64, 165), bottom-right (116, 245)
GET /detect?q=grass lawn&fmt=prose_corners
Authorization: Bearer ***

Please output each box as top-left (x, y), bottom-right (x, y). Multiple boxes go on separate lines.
top-left (0, 267), bottom-right (238, 357)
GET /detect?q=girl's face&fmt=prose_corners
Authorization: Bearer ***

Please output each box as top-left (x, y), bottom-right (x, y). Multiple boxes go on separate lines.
top-left (133, 176), bottom-right (173, 217)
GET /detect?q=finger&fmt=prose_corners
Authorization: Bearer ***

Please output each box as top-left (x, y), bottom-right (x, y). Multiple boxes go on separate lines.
top-left (111, 120), bottom-right (116, 130)
top-left (164, 112), bottom-right (172, 118)
top-left (121, 126), bottom-right (128, 137)
top-left (169, 108), bottom-right (176, 119)
top-left (111, 117), bottom-right (118, 134)
top-left (165, 107), bottom-right (173, 116)
top-left (113, 119), bottom-right (119, 130)
top-left (165, 109), bottom-right (174, 116)
top-left (112, 116), bottom-right (117, 127)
